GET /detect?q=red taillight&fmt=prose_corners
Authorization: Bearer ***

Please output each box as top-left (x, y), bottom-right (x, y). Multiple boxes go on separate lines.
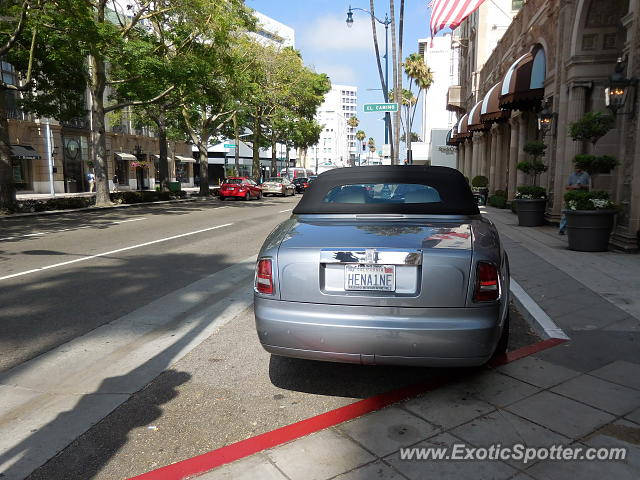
top-left (255, 259), bottom-right (273, 295)
top-left (303, 183), bottom-right (309, 188)
top-left (474, 262), bottom-right (499, 302)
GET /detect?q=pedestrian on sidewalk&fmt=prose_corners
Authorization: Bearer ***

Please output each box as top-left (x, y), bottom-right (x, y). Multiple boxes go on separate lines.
top-left (87, 171), bottom-right (95, 192)
top-left (112, 174), bottom-right (119, 193)
top-left (559, 166), bottom-right (590, 235)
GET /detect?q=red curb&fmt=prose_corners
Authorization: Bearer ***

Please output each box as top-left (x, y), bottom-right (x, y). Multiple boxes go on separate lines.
top-left (128, 337), bottom-right (567, 480)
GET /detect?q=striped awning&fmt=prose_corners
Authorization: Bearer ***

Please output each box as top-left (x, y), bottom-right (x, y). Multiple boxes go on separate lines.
top-left (481, 83), bottom-right (510, 123)
top-left (468, 101), bottom-right (489, 132)
top-left (499, 46), bottom-right (546, 110)
top-left (455, 114), bottom-right (472, 140)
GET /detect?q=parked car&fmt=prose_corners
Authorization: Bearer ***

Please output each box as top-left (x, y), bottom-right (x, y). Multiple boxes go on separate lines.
top-left (262, 177), bottom-right (296, 197)
top-left (254, 166), bottom-right (510, 367)
top-left (219, 177), bottom-right (262, 201)
top-left (292, 177), bottom-right (311, 193)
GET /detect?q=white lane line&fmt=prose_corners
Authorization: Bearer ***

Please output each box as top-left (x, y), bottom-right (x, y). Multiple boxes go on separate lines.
top-left (279, 208), bottom-right (292, 213)
top-left (0, 218), bottom-right (147, 241)
top-left (0, 223), bottom-right (233, 282)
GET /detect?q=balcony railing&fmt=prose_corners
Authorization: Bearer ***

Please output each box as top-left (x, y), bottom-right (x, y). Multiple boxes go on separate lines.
top-left (61, 111), bottom-right (90, 129)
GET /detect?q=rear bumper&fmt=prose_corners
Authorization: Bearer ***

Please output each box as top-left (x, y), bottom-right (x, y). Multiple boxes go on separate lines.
top-left (263, 187), bottom-right (284, 194)
top-left (220, 190), bottom-right (248, 198)
top-left (254, 297), bottom-right (504, 367)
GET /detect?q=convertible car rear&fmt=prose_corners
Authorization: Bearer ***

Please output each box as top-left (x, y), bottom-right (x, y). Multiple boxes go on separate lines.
top-left (254, 166), bottom-right (509, 367)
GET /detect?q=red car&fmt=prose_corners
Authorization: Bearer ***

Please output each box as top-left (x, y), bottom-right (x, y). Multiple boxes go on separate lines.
top-left (219, 177), bottom-right (262, 201)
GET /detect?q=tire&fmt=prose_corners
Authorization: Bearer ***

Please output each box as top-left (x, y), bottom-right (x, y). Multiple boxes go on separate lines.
top-left (219, 196), bottom-right (225, 201)
top-left (244, 192), bottom-right (250, 201)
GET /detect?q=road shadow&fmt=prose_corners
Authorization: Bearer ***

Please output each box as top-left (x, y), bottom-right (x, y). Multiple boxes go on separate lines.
top-left (0, 274), bottom-right (229, 480)
top-left (0, 251), bottom-right (235, 372)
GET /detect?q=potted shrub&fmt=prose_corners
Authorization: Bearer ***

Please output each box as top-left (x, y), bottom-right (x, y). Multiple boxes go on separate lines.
top-left (471, 175), bottom-right (489, 205)
top-left (489, 189), bottom-right (507, 209)
top-left (563, 112), bottom-right (619, 250)
top-left (564, 190), bottom-right (617, 252)
top-left (515, 186), bottom-right (547, 226)
top-left (515, 141), bottom-right (548, 226)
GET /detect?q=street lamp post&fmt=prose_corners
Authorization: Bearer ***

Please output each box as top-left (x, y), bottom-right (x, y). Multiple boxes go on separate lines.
top-left (347, 5), bottom-right (391, 146)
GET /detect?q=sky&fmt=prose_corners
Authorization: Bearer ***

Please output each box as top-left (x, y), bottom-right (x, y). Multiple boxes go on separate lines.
top-left (246, 0), bottom-right (433, 149)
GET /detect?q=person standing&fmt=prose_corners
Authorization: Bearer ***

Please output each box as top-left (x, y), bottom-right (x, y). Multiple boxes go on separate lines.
top-left (559, 166), bottom-right (590, 235)
top-left (112, 174), bottom-right (119, 193)
top-left (87, 171), bottom-right (95, 192)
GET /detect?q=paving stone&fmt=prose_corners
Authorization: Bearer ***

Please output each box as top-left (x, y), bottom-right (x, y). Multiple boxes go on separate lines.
top-left (197, 453), bottom-right (286, 480)
top-left (625, 406), bottom-right (640, 424)
top-left (585, 420), bottom-right (640, 471)
top-left (556, 305), bottom-right (632, 331)
top-left (551, 374), bottom-right (640, 415)
top-left (525, 455), bottom-right (640, 480)
top-left (589, 361), bottom-right (640, 390)
top-left (402, 384), bottom-right (495, 431)
top-left (333, 460), bottom-right (405, 480)
top-left (384, 432), bottom-right (517, 480)
top-left (505, 391), bottom-right (616, 439)
top-left (496, 356), bottom-right (580, 389)
top-left (266, 429), bottom-right (375, 480)
top-left (455, 371), bottom-right (541, 408)
top-left (451, 410), bottom-right (568, 467)
top-left (604, 316), bottom-right (640, 332)
top-left (338, 407), bottom-right (439, 457)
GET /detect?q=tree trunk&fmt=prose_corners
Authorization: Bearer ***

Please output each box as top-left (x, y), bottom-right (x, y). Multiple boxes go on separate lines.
top-left (271, 134), bottom-right (277, 175)
top-left (89, 48), bottom-right (111, 206)
top-left (233, 112), bottom-right (240, 176)
top-left (155, 114), bottom-right (169, 192)
top-left (0, 98), bottom-right (16, 211)
top-left (252, 113), bottom-right (261, 182)
top-left (198, 141), bottom-right (208, 196)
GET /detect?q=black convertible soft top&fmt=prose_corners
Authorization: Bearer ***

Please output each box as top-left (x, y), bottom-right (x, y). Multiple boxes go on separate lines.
top-left (292, 165), bottom-right (480, 215)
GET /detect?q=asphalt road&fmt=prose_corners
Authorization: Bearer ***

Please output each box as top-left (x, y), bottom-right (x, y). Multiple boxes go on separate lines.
top-left (0, 195), bottom-right (297, 372)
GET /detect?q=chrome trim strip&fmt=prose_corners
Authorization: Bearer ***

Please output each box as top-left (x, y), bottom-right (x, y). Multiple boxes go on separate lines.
top-left (320, 248), bottom-right (422, 265)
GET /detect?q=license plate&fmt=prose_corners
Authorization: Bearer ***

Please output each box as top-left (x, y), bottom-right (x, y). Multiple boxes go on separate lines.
top-left (228, 187), bottom-right (235, 191)
top-left (345, 264), bottom-right (395, 291)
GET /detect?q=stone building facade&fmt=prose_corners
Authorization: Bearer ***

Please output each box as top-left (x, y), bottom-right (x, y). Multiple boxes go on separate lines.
top-left (7, 109), bottom-right (193, 195)
top-left (450, 0), bottom-right (639, 251)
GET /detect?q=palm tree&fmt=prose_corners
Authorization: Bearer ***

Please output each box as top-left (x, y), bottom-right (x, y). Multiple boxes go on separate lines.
top-left (404, 53), bottom-right (433, 164)
top-left (356, 129), bottom-right (366, 165)
top-left (346, 116), bottom-right (359, 166)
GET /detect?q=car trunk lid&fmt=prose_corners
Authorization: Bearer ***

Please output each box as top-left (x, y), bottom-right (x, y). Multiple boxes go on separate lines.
top-left (277, 216), bottom-right (473, 307)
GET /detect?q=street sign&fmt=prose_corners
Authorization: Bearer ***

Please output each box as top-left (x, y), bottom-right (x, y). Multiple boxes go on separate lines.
top-left (224, 143), bottom-right (236, 148)
top-left (364, 103), bottom-right (399, 113)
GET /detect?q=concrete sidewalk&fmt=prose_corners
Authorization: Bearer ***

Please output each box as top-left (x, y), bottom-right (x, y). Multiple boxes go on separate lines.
top-left (181, 206), bottom-right (640, 480)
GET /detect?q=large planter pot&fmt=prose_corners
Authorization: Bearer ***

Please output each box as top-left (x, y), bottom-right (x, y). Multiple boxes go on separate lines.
top-left (517, 199), bottom-right (546, 226)
top-left (565, 209), bottom-right (617, 252)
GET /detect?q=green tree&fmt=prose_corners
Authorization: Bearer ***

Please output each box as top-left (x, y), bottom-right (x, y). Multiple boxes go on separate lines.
top-left (0, 0), bottom-right (88, 210)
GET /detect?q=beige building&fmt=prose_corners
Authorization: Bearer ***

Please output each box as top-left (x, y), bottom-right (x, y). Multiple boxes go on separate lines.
top-left (449, 0), bottom-right (639, 252)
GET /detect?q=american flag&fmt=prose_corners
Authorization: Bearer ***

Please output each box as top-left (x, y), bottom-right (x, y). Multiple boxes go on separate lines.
top-left (429, 0), bottom-right (488, 38)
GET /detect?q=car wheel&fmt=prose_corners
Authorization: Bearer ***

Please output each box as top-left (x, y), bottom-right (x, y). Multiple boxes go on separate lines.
top-left (244, 192), bottom-right (250, 201)
top-left (219, 196), bottom-right (225, 201)
top-left (493, 312), bottom-right (510, 358)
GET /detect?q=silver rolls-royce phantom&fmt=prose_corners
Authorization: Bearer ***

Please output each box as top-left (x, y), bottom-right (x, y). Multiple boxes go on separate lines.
top-left (254, 166), bottom-right (510, 367)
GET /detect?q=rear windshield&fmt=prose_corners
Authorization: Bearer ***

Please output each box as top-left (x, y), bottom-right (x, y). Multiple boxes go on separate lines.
top-left (224, 179), bottom-right (244, 184)
top-left (293, 178), bottom-right (308, 183)
top-left (267, 177), bottom-right (284, 182)
top-left (292, 166), bottom-right (479, 216)
top-left (324, 184), bottom-right (441, 204)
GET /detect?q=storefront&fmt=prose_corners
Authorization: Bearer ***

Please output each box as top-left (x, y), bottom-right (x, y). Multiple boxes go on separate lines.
top-left (10, 145), bottom-right (40, 191)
